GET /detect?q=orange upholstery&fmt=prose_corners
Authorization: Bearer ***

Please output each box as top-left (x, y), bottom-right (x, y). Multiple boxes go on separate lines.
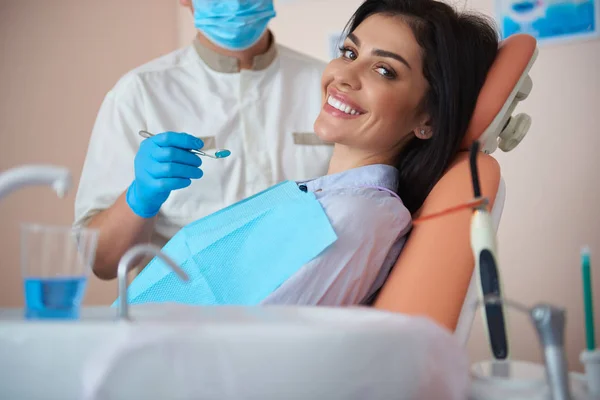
top-left (373, 34), bottom-right (538, 333)
top-left (461, 34), bottom-right (538, 149)
top-left (374, 153), bottom-right (499, 330)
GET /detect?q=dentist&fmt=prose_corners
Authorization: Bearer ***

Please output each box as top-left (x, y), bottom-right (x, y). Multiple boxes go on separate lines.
top-left (74, 0), bottom-right (331, 280)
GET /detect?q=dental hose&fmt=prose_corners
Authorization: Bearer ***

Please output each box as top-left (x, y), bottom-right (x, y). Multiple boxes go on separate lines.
top-left (412, 142), bottom-right (486, 224)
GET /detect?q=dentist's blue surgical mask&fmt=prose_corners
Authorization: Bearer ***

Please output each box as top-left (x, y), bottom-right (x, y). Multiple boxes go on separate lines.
top-left (192, 0), bottom-right (276, 51)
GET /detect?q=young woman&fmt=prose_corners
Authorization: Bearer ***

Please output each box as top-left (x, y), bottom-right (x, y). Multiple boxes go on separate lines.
top-left (121, 0), bottom-right (500, 308)
top-left (261, 0), bottom-right (498, 305)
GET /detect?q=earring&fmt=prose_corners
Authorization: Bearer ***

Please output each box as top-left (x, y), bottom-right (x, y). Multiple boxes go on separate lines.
top-left (420, 129), bottom-right (426, 137)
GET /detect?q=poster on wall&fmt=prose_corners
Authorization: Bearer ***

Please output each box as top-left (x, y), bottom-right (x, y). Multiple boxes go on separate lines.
top-left (496, 0), bottom-right (599, 44)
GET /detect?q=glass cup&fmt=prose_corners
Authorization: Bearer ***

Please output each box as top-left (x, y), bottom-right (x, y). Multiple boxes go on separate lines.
top-left (21, 224), bottom-right (98, 320)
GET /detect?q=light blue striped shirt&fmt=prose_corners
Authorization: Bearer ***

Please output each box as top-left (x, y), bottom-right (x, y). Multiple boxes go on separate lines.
top-left (261, 164), bottom-right (412, 306)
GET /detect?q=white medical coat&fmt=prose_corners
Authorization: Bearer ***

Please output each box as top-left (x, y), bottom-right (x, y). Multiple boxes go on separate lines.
top-left (75, 38), bottom-right (332, 247)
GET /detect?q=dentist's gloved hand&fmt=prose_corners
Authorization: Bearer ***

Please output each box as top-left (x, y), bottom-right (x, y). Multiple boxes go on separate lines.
top-left (126, 131), bottom-right (204, 218)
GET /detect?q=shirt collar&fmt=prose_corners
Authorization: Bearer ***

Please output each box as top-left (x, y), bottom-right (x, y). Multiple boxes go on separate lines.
top-left (299, 164), bottom-right (400, 193)
top-left (192, 31), bottom-right (278, 73)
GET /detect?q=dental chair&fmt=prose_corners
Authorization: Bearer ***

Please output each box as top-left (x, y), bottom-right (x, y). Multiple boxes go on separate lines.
top-left (373, 33), bottom-right (539, 347)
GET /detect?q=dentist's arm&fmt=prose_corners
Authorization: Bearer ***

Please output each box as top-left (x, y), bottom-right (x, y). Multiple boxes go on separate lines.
top-left (87, 194), bottom-right (154, 280)
top-left (89, 132), bottom-right (204, 280)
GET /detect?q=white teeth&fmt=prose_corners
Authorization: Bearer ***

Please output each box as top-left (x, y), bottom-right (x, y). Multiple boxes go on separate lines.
top-left (327, 96), bottom-right (360, 115)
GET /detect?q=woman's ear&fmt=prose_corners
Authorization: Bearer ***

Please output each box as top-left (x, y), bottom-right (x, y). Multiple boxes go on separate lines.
top-left (414, 117), bottom-right (433, 140)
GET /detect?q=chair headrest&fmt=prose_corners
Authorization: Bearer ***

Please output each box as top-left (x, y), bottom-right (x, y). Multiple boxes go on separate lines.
top-left (461, 34), bottom-right (538, 154)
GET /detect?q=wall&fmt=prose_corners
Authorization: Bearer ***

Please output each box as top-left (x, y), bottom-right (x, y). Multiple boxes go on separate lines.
top-left (1, 0), bottom-right (597, 376)
top-left (178, 0), bottom-right (600, 372)
top-left (0, 0), bottom-right (179, 307)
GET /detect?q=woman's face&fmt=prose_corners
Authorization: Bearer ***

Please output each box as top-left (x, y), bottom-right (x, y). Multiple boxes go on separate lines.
top-left (314, 14), bottom-right (430, 159)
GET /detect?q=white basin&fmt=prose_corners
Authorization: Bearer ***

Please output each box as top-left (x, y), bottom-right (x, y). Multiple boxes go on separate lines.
top-left (0, 305), bottom-right (470, 399)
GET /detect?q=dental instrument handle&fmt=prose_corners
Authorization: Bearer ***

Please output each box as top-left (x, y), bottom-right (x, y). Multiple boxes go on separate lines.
top-left (117, 244), bottom-right (188, 321)
top-left (530, 304), bottom-right (572, 400)
top-left (138, 130), bottom-right (229, 159)
top-left (469, 140), bottom-right (509, 360)
top-left (138, 130), bottom-right (214, 158)
top-left (471, 208), bottom-right (509, 360)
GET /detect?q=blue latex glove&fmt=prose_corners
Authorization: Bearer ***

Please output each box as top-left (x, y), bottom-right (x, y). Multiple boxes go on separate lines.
top-left (126, 131), bottom-right (204, 218)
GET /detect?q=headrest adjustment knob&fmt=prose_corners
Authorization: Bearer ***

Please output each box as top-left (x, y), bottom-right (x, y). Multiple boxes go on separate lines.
top-left (498, 113), bottom-right (531, 152)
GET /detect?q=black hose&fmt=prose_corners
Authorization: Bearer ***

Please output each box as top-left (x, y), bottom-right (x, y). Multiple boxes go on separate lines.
top-left (470, 140), bottom-right (482, 198)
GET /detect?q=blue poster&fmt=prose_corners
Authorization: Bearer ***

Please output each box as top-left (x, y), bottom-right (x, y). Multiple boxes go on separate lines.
top-left (497, 0), bottom-right (599, 44)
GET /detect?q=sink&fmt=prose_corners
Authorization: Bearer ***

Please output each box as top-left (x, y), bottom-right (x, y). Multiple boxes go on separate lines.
top-left (0, 304), bottom-right (469, 399)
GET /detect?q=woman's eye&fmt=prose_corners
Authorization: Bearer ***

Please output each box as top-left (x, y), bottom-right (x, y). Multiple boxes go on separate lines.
top-left (375, 66), bottom-right (396, 79)
top-left (339, 47), bottom-right (357, 60)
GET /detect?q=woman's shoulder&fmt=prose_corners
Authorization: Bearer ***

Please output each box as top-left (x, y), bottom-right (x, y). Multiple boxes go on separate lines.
top-left (317, 187), bottom-right (412, 234)
top-left (318, 186), bottom-right (409, 210)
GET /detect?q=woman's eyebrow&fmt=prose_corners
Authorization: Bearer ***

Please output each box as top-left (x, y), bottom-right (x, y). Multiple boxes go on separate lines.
top-left (372, 49), bottom-right (412, 70)
top-left (347, 32), bottom-right (411, 70)
top-left (347, 32), bottom-right (361, 47)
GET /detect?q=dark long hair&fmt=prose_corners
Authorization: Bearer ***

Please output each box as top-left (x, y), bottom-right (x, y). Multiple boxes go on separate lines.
top-left (345, 0), bottom-right (499, 214)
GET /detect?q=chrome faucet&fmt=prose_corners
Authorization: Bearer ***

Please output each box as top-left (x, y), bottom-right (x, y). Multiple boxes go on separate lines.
top-left (0, 164), bottom-right (71, 200)
top-left (117, 244), bottom-right (189, 320)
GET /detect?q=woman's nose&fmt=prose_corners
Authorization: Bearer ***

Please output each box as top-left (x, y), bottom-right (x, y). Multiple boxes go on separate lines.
top-left (334, 63), bottom-right (361, 90)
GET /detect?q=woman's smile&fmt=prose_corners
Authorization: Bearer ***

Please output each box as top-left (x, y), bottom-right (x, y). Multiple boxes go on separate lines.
top-left (323, 87), bottom-right (367, 120)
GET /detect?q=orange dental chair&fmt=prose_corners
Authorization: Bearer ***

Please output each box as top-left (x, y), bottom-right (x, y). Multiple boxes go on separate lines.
top-left (373, 34), bottom-right (539, 351)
